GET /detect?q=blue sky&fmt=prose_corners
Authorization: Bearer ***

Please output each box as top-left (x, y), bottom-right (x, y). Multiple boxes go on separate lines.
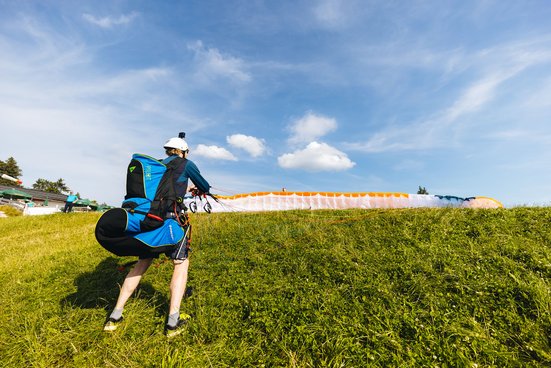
top-left (1, 1), bottom-right (551, 207)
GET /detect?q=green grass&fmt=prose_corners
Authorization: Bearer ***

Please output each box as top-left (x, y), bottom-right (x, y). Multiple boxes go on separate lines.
top-left (0, 205), bottom-right (22, 217)
top-left (0, 208), bottom-right (550, 367)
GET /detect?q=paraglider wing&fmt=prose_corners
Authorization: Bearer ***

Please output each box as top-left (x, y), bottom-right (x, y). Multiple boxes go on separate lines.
top-left (1, 173), bottom-right (22, 185)
top-left (184, 191), bottom-right (502, 213)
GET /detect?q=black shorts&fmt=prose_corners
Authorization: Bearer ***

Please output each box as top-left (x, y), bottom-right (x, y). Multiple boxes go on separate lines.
top-left (137, 246), bottom-right (189, 260)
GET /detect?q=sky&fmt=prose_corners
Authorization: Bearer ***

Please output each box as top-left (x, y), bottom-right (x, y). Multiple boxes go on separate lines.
top-left (1, 0), bottom-right (551, 207)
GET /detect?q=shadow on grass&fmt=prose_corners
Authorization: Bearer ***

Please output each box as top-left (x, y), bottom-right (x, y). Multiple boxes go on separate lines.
top-left (61, 257), bottom-right (168, 316)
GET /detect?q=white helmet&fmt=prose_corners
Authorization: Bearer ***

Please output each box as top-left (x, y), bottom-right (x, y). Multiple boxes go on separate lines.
top-left (164, 137), bottom-right (189, 151)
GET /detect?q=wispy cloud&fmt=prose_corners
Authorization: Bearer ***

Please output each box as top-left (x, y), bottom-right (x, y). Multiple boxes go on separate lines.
top-left (346, 38), bottom-right (551, 153)
top-left (187, 40), bottom-right (251, 84)
top-left (82, 11), bottom-right (139, 29)
top-left (444, 73), bottom-right (508, 122)
top-left (345, 74), bottom-right (506, 153)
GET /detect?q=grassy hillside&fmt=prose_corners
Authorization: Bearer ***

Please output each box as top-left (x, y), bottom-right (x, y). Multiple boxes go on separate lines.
top-left (0, 208), bottom-right (550, 367)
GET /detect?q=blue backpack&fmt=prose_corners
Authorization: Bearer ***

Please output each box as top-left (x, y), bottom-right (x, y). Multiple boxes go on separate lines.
top-left (95, 154), bottom-right (190, 257)
top-left (122, 154), bottom-right (188, 232)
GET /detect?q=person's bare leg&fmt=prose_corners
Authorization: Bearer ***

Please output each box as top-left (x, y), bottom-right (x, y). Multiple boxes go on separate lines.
top-left (169, 259), bottom-right (189, 316)
top-left (114, 258), bottom-right (154, 310)
top-left (104, 258), bottom-right (153, 330)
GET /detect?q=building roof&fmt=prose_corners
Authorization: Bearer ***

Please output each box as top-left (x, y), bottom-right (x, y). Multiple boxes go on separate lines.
top-left (0, 185), bottom-right (68, 202)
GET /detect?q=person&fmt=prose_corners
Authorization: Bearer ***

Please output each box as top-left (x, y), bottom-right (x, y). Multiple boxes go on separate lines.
top-left (104, 135), bottom-right (211, 337)
top-left (63, 192), bottom-right (78, 213)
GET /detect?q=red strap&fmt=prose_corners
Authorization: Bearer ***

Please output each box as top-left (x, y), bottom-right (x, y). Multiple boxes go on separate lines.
top-left (146, 213), bottom-right (164, 222)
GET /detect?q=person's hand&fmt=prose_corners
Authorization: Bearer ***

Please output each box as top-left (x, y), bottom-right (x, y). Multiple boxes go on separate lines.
top-left (189, 187), bottom-right (204, 197)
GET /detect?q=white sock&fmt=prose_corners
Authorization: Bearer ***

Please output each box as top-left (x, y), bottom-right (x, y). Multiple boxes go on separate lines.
top-left (110, 308), bottom-right (123, 320)
top-left (167, 312), bottom-right (180, 327)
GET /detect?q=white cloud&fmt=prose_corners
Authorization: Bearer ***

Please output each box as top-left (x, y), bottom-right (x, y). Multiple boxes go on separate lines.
top-left (288, 111), bottom-right (337, 145)
top-left (82, 12), bottom-right (139, 29)
top-left (194, 144), bottom-right (237, 161)
top-left (227, 134), bottom-right (267, 157)
top-left (278, 142), bottom-right (355, 171)
top-left (187, 40), bottom-right (251, 84)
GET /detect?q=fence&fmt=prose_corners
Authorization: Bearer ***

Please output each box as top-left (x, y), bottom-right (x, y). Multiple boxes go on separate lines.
top-left (0, 198), bottom-right (26, 211)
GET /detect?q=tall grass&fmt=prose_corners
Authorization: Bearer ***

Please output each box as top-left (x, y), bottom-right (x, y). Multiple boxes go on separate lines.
top-left (0, 205), bottom-right (22, 217)
top-left (0, 208), bottom-right (550, 367)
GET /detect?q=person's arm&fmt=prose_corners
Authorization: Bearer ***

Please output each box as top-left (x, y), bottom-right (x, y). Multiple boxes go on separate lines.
top-left (184, 161), bottom-right (210, 193)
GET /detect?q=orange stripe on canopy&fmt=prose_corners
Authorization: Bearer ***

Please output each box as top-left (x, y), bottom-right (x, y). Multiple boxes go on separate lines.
top-left (214, 191), bottom-right (410, 200)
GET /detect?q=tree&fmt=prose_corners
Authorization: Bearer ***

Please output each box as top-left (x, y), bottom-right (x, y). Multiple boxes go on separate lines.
top-left (33, 179), bottom-right (54, 193)
top-left (417, 186), bottom-right (429, 195)
top-left (55, 178), bottom-right (70, 194)
top-left (0, 157), bottom-right (23, 186)
top-left (32, 178), bottom-right (71, 194)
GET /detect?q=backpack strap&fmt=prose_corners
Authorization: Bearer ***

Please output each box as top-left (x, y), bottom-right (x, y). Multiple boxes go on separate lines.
top-left (168, 157), bottom-right (188, 202)
top-left (148, 157), bottom-right (188, 221)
